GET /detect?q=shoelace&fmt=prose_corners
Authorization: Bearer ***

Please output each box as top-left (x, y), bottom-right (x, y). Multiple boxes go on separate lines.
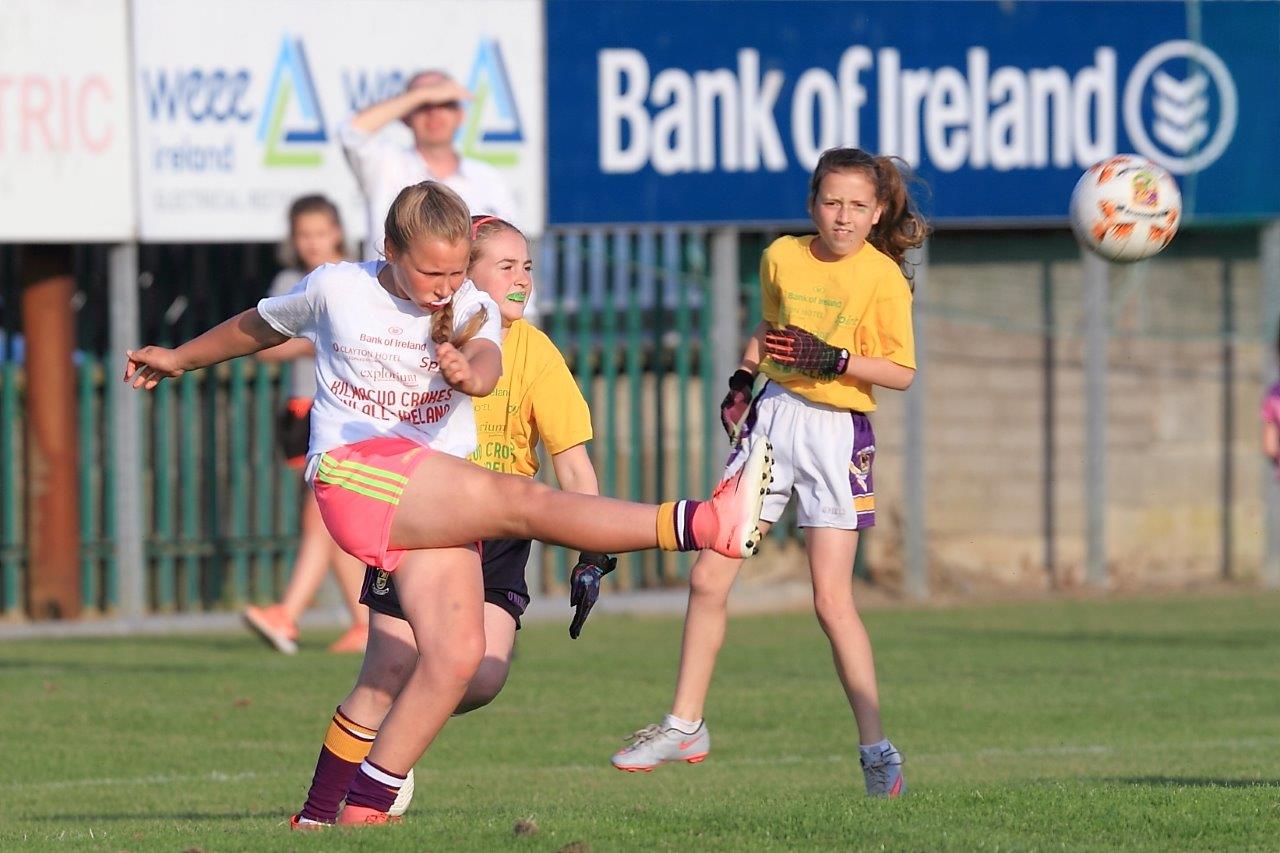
top-left (624, 724), bottom-right (665, 747)
top-left (862, 759), bottom-right (891, 789)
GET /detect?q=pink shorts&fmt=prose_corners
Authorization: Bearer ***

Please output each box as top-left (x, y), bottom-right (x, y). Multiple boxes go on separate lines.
top-left (311, 436), bottom-right (434, 573)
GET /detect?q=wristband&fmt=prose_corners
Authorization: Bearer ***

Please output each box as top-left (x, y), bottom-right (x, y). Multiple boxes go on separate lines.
top-left (834, 349), bottom-right (850, 377)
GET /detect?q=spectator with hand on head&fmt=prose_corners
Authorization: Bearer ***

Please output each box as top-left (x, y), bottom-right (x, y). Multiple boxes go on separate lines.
top-left (339, 70), bottom-right (518, 260)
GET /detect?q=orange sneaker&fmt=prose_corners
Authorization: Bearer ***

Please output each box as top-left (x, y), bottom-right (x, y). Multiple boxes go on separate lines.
top-left (289, 813), bottom-right (329, 830)
top-left (336, 804), bottom-right (402, 826)
top-left (704, 438), bottom-right (773, 559)
top-left (243, 604), bottom-right (299, 654)
top-left (328, 623), bottom-right (369, 654)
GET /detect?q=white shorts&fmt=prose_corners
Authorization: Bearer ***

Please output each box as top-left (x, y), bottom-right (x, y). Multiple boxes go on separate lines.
top-left (735, 381), bottom-right (876, 530)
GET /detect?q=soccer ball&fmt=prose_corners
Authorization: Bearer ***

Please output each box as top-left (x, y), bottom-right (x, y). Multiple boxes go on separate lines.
top-left (1069, 155), bottom-right (1182, 263)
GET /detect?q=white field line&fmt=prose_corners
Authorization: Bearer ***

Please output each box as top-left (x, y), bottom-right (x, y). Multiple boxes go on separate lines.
top-left (6, 735), bottom-right (1280, 793)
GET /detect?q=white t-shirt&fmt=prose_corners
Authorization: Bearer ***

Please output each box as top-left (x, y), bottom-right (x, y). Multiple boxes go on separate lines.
top-left (266, 268), bottom-right (315, 399)
top-left (338, 120), bottom-right (519, 260)
top-left (256, 260), bottom-right (501, 475)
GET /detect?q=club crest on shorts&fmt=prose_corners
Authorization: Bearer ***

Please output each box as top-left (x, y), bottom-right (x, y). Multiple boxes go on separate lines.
top-left (372, 570), bottom-right (391, 596)
top-left (850, 445), bottom-right (874, 491)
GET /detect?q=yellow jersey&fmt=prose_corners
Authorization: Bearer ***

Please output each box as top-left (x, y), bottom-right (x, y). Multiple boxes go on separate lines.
top-left (469, 319), bottom-right (593, 477)
top-left (758, 235), bottom-right (915, 412)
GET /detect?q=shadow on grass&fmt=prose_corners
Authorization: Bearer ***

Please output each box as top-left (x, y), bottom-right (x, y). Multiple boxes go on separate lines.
top-left (923, 627), bottom-right (1280, 651)
top-left (26, 810), bottom-right (282, 823)
top-left (1116, 776), bottom-right (1280, 789)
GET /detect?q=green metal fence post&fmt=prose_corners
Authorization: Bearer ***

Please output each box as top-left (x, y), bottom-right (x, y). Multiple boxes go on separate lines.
top-left (153, 374), bottom-right (176, 610)
top-left (78, 359), bottom-right (99, 610)
top-left (597, 228), bottom-right (618, 519)
top-left (252, 360), bottom-right (274, 600)
top-left (627, 230), bottom-right (648, 585)
top-left (228, 359), bottom-right (250, 603)
top-left (696, 231), bottom-right (717, 493)
top-left (103, 364), bottom-right (117, 610)
top-left (180, 371), bottom-right (201, 609)
top-left (668, 228), bottom-right (692, 579)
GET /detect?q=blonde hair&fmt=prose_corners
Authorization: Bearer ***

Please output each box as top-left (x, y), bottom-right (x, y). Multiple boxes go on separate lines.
top-left (468, 214), bottom-right (524, 269)
top-left (383, 181), bottom-right (486, 345)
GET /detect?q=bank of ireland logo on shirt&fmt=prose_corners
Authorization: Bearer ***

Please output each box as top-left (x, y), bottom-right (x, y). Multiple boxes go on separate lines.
top-left (457, 38), bottom-right (523, 167)
top-left (257, 35), bottom-right (328, 167)
top-left (1123, 40), bottom-right (1237, 175)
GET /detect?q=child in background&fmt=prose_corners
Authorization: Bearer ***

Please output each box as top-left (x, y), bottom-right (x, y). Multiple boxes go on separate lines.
top-left (612, 148), bottom-right (927, 798)
top-left (245, 195), bottom-right (369, 655)
top-left (124, 181), bottom-right (772, 826)
top-left (1262, 329), bottom-right (1280, 467)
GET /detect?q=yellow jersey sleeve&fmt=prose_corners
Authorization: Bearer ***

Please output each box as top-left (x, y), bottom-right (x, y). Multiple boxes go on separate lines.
top-left (874, 275), bottom-right (916, 369)
top-left (525, 332), bottom-right (593, 456)
top-left (760, 251), bottom-right (781, 324)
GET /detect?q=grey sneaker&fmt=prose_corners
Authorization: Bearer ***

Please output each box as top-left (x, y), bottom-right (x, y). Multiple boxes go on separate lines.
top-left (611, 721), bottom-right (710, 772)
top-left (860, 742), bottom-right (906, 797)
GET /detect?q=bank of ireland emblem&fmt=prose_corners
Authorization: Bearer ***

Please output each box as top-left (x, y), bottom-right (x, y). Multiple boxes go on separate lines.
top-left (1123, 40), bottom-right (1237, 174)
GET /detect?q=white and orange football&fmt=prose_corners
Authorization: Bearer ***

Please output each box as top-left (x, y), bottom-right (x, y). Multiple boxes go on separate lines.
top-left (1070, 155), bottom-right (1182, 263)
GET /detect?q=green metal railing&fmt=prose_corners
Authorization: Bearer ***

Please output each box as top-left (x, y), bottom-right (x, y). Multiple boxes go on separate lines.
top-left (0, 356), bottom-right (303, 618)
top-left (0, 226), bottom-right (801, 617)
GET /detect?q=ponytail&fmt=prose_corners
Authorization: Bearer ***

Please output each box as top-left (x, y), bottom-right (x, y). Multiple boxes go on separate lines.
top-left (867, 155), bottom-right (929, 281)
top-left (429, 295), bottom-right (488, 347)
top-left (808, 148), bottom-right (931, 284)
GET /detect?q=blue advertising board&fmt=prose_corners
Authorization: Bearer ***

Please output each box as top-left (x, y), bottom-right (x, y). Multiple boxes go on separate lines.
top-left (546, 0), bottom-right (1279, 226)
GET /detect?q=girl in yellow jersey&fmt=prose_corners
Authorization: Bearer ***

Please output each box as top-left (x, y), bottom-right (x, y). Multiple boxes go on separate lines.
top-left (613, 148), bottom-right (927, 798)
top-left (292, 215), bottom-right (616, 825)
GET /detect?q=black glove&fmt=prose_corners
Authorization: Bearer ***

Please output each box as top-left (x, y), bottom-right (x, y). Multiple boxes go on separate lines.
top-left (763, 325), bottom-right (849, 380)
top-left (719, 369), bottom-right (756, 439)
top-left (569, 551), bottom-right (618, 639)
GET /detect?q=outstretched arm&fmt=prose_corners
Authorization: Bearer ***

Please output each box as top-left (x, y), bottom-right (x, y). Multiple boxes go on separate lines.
top-left (255, 337), bottom-right (314, 363)
top-left (124, 308), bottom-right (288, 390)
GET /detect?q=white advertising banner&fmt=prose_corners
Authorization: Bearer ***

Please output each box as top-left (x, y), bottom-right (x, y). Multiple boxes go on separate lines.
top-left (0, 0), bottom-right (135, 241)
top-left (132, 0), bottom-right (545, 242)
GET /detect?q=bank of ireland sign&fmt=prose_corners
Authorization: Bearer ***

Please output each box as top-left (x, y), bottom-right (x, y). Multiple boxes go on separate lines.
top-left (547, 1), bottom-right (1277, 225)
top-left (1123, 40), bottom-right (1237, 175)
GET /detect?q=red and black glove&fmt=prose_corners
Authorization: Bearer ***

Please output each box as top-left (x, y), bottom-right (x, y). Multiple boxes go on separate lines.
top-left (569, 551), bottom-right (617, 639)
top-left (763, 325), bottom-right (849, 381)
top-left (719, 369), bottom-right (755, 439)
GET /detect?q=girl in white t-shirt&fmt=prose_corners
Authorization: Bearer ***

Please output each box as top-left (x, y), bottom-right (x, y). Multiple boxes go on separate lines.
top-left (124, 181), bottom-right (774, 827)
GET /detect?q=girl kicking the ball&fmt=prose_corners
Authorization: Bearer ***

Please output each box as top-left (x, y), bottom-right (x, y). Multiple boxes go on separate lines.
top-left (290, 214), bottom-right (618, 826)
top-left (611, 148), bottom-right (926, 798)
top-left (125, 182), bottom-right (772, 826)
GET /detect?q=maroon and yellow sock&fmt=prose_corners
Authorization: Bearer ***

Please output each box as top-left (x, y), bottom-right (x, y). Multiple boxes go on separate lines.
top-left (656, 500), bottom-right (710, 552)
top-left (298, 707), bottom-right (377, 824)
top-left (346, 759), bottom-right (406, 812)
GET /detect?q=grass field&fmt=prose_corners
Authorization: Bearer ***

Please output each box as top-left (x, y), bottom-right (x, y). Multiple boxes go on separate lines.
top-left (3, 591), bottom-right (1279, 851)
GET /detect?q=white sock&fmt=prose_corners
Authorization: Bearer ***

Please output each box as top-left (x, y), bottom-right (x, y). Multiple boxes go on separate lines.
top-left (664, 713), bottom-right (702, 733)
top-left (859, 738), bottom-right (891, 756)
